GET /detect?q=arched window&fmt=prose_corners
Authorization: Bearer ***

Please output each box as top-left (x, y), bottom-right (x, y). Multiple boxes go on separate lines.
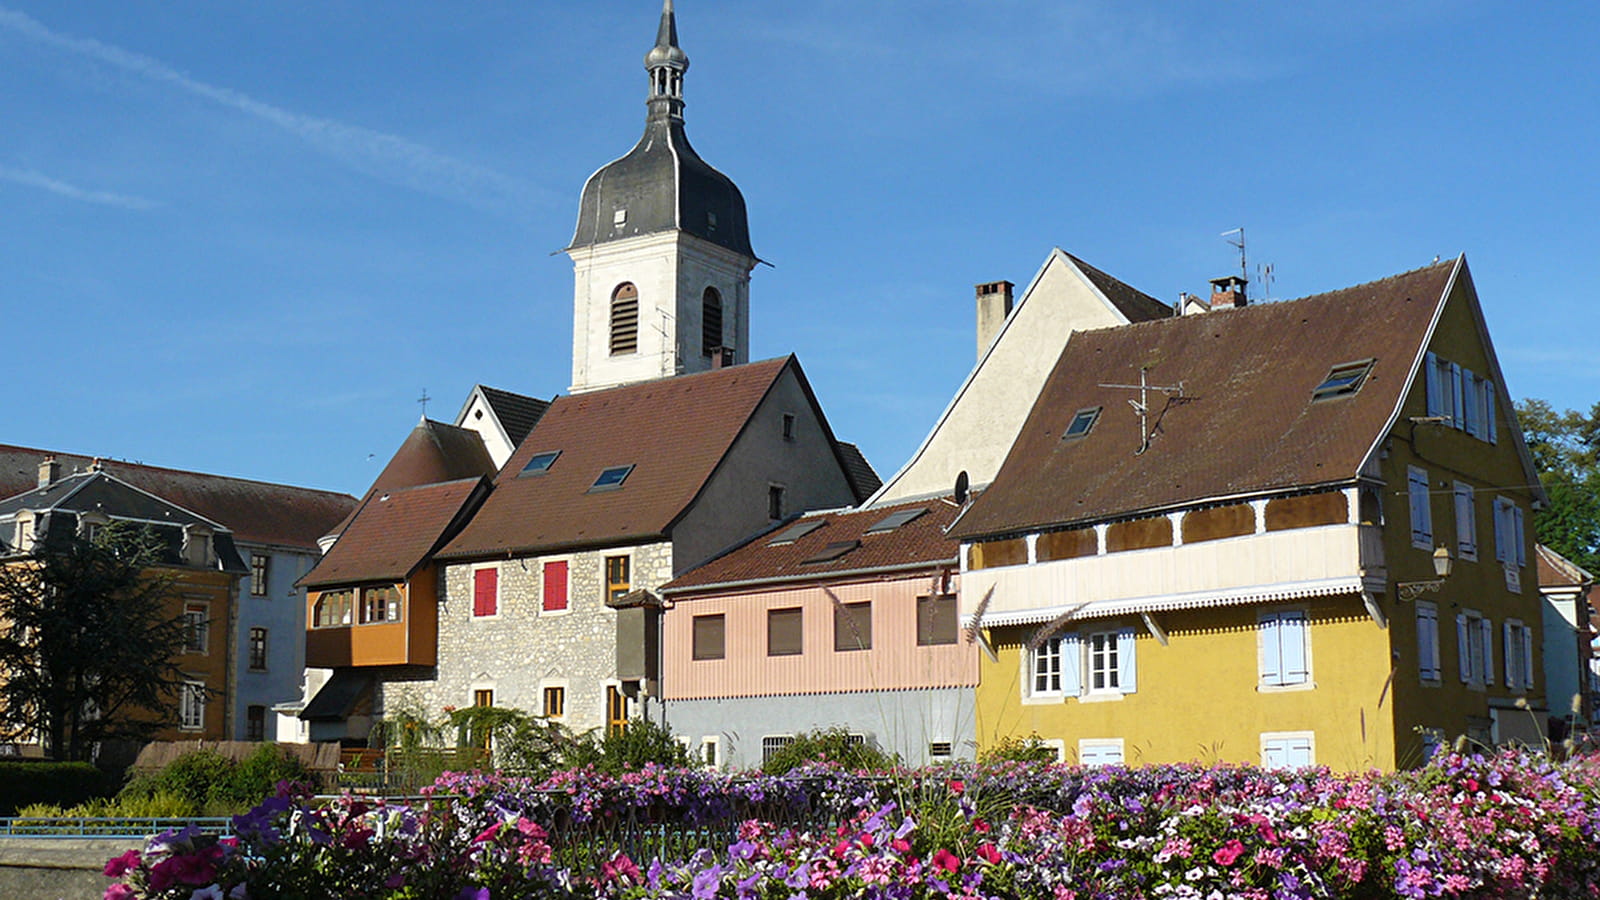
top-left (702, 287), bottom-right (723, 357)
top-left (610, 283), bottom-right (639, 356)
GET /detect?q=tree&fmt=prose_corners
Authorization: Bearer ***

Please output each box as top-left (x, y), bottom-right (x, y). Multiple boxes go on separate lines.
top-left (0, 522), bottom-right (191, 760)
top-left (1517, 398), bottom-right (1600, 573)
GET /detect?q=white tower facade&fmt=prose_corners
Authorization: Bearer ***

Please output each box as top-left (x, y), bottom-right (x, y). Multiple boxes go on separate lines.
top-left (565, 0), bottom-right (758, 394)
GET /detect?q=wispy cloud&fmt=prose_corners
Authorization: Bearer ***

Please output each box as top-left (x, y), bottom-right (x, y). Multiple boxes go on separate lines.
top-left (0, 163), bottom-right (155, 209)
top-left (0, 6), bottom-right (544, 213)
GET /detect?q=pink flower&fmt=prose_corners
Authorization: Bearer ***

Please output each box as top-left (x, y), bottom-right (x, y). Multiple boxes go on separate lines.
top-left (103, 886), bottom-right (136, 900)
top-left (103, 849), bottom-right (142, 878)
top-left (976, 843), bottom-right (1002, 865)
top-left (948, 780), bottom-right (965, 795)
top-left (932, 848), bottom-right (961, 872)
top-left (891, 838), bottom-right (912, 854)
top-left (472, 822), bottom-right (502, 844)
top-left (1212, 839), bottom-right (1246, 867)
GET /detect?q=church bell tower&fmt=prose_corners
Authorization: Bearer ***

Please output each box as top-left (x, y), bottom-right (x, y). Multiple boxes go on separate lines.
top-left (565, 0), bottom-right (758, 394)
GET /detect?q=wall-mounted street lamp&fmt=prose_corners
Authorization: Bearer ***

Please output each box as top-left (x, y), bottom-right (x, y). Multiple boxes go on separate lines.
top-left (1397, 547), bottom-right (1453, 601)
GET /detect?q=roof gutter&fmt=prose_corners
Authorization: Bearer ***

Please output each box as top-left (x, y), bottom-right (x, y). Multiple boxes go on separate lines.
top-left (662, 556), bottom-right (958, 597)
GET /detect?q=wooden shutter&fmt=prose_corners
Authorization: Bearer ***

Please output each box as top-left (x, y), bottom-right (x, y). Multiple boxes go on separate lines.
top-left (1521, 625), bottom-right (1535, 688)
top-left (542, 561), bottom-right (568, 612)
top-left (1485, 381), bottom-right (1497, 444)
top-left (1479, 618), bottom-right (1494, 685)
top-left (1116, 628), bottom-right (1137, 694)
top-left (1448, 362), bottom-right (1462, 428)
top-left (1062, 634), bottom-right (1082, 697)
top-left (1260, 614), bottom-right (1283, 685)
top-left (473, 568), bottom-right (498, 617)
top-left (1408, 468), bottom-right (1432, 546)
top-left (1456, 614), bottom-right (1471, 682)
top-left (1454, 484), bottom-right (1476, 560)
top-left (692, 614), bottom-right (725, 660)
top-left (1512, 506), bottom-right (1526, 566)
top-left (1504, 621), bottom-right (1518, 688)
top-left (1280, 612), bottom-right (1308, 684)
top-left (767, 608), bottom-right (802, 656)
top-left (1462, 370), bottom-right (1480, 437)
top-left (1424, 352), bottom-right (1441, 417)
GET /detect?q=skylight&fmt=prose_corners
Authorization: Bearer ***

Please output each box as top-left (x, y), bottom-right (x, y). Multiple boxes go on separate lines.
top-left (1312, 359), bottom-right (1375, 401)
top-left (589, 465), bottom-right (635, 492)
top-left (520, 451), bottom-right (561, 476)
top-left (769, 519), bottom-right (826, 546)
top-left (801, 540), bottom-right (860, 564)
top-left (1062, 407), bottom-right (1101, 440)
top-left (865, 507), bottom-right (927, 534)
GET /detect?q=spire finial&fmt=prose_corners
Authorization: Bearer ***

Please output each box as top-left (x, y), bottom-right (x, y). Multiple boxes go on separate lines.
top-left (656, 0), bottom-right (679, 51)
top-left (645, 0), bottom-right (689, 120)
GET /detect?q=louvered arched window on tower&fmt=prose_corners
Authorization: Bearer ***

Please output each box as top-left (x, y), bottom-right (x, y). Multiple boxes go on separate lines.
top-left (702, 287), bottom-right (723, 357)
top-left (610, 283), bottom-right (639, 355)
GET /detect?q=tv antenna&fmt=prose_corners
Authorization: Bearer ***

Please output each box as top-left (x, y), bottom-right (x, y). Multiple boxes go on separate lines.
top-left (1098, 366), bottom-right (1185, 455)
top-left (1221, 227), bottom-right (1247, 282)
top-left (1257, 262), bottom-right (1275, 301)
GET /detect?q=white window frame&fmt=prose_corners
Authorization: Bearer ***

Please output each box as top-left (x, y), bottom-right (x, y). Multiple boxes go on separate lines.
top-left (1456, 609), bottom-right (1493, 688)
top-left (183, 602), bottom-right (210, 655)
top-left (539, 555), bottom-right (574, 618)
top-left (1504, 619), bottom-right (1535, 692)
top-left (180, 679), bottom-right (205, 731)
top-left (470, 563), bottom-right (501, 620)
top-left (1084, 630), bottom-right (1122, 696)
top-left (700, 735), bottom-right (721, 769)
top-left (1260, 731), bottom-right (1315, 769)
top-left (760, 734), bottom-right (795, 764)
top-left (538, 679), bottom-right (569, 720)
top-left (1077, 738), bottom-right (1125, 767)
top-left (1029, 636), bottom-right (1064, 699)
top-left (1407, 466), bottom-right (1432, 550)
top-left (1453, 482), bottom-right (1477, 562)
top-left (1258, 608), bottom-right (1313, 690)
top-left (1416, 601), bottom-right (1442, 684)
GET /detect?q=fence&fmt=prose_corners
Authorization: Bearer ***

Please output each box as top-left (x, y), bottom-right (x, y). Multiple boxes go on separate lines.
top-left (0, 816), bottom-right (234, 839)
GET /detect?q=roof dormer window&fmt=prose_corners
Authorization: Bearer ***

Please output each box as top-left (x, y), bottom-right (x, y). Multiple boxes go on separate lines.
top-left (1063, 407), bottom-right (1101, 441)
top-left (613, 208), bottom-right (627, 228)
top-left (865, 507), bottom-right (927, 534)
top-left (590, 465), bottom-right (635, 492)
top-left (1313, 359), bottom-right (1374, 401)
top-left (520, 451), bottom-right (561, 477)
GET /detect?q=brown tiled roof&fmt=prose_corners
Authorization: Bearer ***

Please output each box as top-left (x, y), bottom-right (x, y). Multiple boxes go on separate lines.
top-left (0, 445), bottom-right (357, 550)
top-left (1064, 252), bottom-right (1171, 322)
top-left (437, 357), bottom-right (795, 560)
top-left (953, 261), bottom-right (1457, 539)
top-left (1538, 544), bottom-right (1594, 588)
top-left (301, 477), bottom-right (489, 587)
top-left (325, 419), bottom-right (498, 539)
top-left (663, 498), bottom-right (959, 594)
top-left (836, 442), bottom-right (883, 501)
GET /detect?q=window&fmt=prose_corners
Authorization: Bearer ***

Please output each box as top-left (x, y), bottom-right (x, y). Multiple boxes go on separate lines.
top-left (781, 413), bottom-right (796, 441)
top-left (1424, 352), bottom-right (1497, 443)
top-left (605, 555), bottom-right (631, 602)
top-left (1086, 631), bottom-right (1121, 693)
top-left (801, 540), bottom-right (859, 564)
top-left (1505, 620), bottom-right (1535, 690)
top-left (180, 680), bottom-right (205, 731)
top-left (1407, 466), bottom-right (1433, 549)
top-left (1031, 629), bottom-right (1136, 699)
top-left (591, 465), bottom-right (634, 491)
top-left (767, 607), bottom-right (803, 656)
top-left (246, 705), bottom-right (266, 742)
top-left (1079, 739), bottom-right (1125, 766)
top-left (521, 451), bottom-right (560, 476)
top-left (929, 741), bottom-right (953, 759)
top-left (473, 567), bottom-right (498, 618)
top-left (542, 561), bottom-right (568, 612)
top-left (1453, 483), bottom-right (1477, 562)
top-left (1420, 729), bottom-right (1445, 763)
top-left (610, 283), bottom-right (639, 355)
top-left (1494, 497), bottom-right (1527, 568)
top-left (1461, 368), bottom-right (1481, 436)
top-left (543, 686), bottom-right (565, 719)
top-left (702, 287), bottom-right (723, 357)
top-left (769, 519), bottom-right (826, 546)
top-left (1312, 359), bottom-right (1374, 400)
top-left (1261, 733), bottom-right (1314, 769)
top-left (313, 589), bottom-right (354, 628)
top-left (606, 686), bottom-right (628, 736)
top-left (916, 594), bottom-right (957, 646)
top-left (361, 586), bottom-right (401, 623)
top-left (768, 485), bottom-right (785, 520)
top-left (1031, 636), bottom-right (1063, 697)
top-left (248, 627), bottom-right (268, 671)
top-left (701, 736), bottom-right (720, 768)
top-left (834, 601), bottom-right (872, 652)
top-left (761, 735), bottom-right (795, 763)
top-left (1062, 407), bottom-right (1101, 440)
top-left (184, 604), bottom-right (209, 654)
top-left (692, 614), bottom-right (726, 660)
top-left (865, 507), bottom-right (927, 534)
top-left (474, 689), bottom-right (494, 708)
top-left (1416, 601), bottom-right (1442, 682)
top-left (250, 554), bottom-right (269, 596)
top-left (1456, 611), bottom-right (1494, 686)
top-left (1259, 610), bottom-right (1310, 687)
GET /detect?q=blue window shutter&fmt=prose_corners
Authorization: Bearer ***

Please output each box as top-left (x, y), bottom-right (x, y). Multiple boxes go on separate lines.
top-left (1522, 625), bottom-right (1535, 687)
top-left (1503, 621), bottom-right (1516, 688)
top-left (1424, 352), bottom-right (1441, 417)
top-left (1485, 381), bottom-right (1497, 444)
top-left (1479, 618), bottom-right (1494, 686)
top-left (1263, 740), bottom-right (1286, 768)
top-left (1288, 738), bottom-right (1313, 767)
top-left (1494, 499), bottom-right (1508, 563)
top-left (1062, 634), bottom-right (1082, 697)
top-left (1117, 628), bottom-right (1137, 694)
top-left (1281, 612), bottom-right (1309, 684)
top-left (1449, 362), bottom-right (1462, 428)
top-left (1260, 614), bottom-right (1283, 686)
top-left (1462, 370), bottom-right (1479, 437)
top-left (1512, 507), bottom-right (1526, 567)
top-left (1456, 614), bottom-right (1471, 682)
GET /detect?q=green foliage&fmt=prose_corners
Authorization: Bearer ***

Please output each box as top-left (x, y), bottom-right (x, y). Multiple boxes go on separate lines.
top-left (976, 733), bottom-right (1059, 765)
top-left (0, 522), bottom-right (190, 760)
top-left (1518, 398), bottom-right (1600, 573)
top-left (118, 744), bottom-right (309, 815)
top-left (0, 760), bottom-right (112, 815)
top-left (760, 726), bottom-right (898, 774)
top-left (567, 717), bottom-right (692, 775)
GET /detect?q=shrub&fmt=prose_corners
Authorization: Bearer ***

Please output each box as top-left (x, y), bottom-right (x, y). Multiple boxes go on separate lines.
top-left (977, 732), bottom-right (1059, 765)
top-left (118, 745), bottom-right (310, 815)
top-left (761, 725), bottom-right (898, 774)
top-left (0, 760), bottom-right (112, 815)
top-left (565, 717), bottom-right (690, 774)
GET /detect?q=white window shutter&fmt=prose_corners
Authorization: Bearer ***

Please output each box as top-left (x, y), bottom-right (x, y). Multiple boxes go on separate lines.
top-left (1117, 628), bottom-right (1137, 694)
top-left (1522, 625), bottom-right (1535, 688)
top-left (1288, 738), bottom-right (1313, 768)
top-left (1456, 614), bottom-right (1471, 682)
top-left (1425, 352), bottom-right (1441, 417)
top-left (1485, 381), bottom-right (1497, 444)
top-left (1479, 618), bottom-right (1494, 686)
top-left (1504, 621), bottom-right (1517, 688)
top-left (1281, 612), bottom-right (1309, 684)
top-left (1062, 634), bottom-right (1082, 697)
top-left (1260, 614), bottom-right (1283, 686)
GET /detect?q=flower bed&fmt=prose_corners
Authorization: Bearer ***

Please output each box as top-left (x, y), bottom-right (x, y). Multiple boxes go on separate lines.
top-left (104, 749), bottom-right (1600, 899)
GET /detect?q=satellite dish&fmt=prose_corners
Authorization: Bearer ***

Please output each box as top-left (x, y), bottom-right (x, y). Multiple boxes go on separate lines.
top-left (953, 470), bottom-right (970, 505)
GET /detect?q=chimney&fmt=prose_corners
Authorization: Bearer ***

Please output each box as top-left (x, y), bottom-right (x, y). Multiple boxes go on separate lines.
top-left (975, 280), bottom-right (1015, 360)
top-left (710, 347), bottom-right (736, 369)
top-left (1209, 275), bottom-right (1248, 309)
top-left (37, 456), bottom-right (60, 489)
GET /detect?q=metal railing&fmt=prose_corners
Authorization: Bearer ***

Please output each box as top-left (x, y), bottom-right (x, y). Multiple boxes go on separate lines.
top-left (0, 816), bottom-right (234, 839)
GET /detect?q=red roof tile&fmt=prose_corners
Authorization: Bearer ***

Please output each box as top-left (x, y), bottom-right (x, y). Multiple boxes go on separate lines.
top-left (952, 261), bottom-right (1456, 539)
top-left (301, 477), bottom-right (489, 587)
top-left (438, 358), bottom-right (794, 560)
top-left (325, 419), bottom-right (498, 538)
top-left (663, 499), bottom-right (959, 594)
top-left (0, 445), bottom-right (357, 550)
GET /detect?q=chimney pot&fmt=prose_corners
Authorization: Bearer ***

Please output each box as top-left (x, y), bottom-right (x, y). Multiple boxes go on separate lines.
top-left (37, 456), bottom-right (59, 489)
top-left (710, 347), bottom-right (735, 369)
top-left (975, 280), bottom-right (1015, 360)
top-left (1208, 275), bottom-right (1248, 309)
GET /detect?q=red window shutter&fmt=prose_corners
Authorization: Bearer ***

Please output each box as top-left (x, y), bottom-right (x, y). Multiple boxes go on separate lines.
top-left (543, 561), bottom-right (568, 612)
top-left (473, 568), bottom-right (498, 617)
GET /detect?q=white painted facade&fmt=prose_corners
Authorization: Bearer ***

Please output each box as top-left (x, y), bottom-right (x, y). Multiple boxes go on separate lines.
top-left (455, 387), bottom-right (518, 470)
top-left (567, 231), bottom-right (754, 394)
top-left (871, 249), bottom-right (1160, 505)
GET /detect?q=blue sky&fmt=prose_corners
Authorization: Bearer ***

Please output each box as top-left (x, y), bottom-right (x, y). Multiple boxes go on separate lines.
top-left (2, 1), bottom-right (1596, 496)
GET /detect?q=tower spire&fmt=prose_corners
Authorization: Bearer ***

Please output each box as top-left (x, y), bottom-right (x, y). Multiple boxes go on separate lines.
top-left (644, 0), bottom-right (689, 121)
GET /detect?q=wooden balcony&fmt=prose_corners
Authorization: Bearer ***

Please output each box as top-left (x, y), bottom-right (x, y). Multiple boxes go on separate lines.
top-left (304, 575), bottom-right (438, 668)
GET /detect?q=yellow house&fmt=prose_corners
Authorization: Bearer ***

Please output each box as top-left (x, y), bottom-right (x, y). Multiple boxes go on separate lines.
top-left (951, 257), bottom-right (1545, 771)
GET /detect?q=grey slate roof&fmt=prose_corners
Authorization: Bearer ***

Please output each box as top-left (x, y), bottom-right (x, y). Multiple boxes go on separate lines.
top-left (1063, 252), bottom-right (1172, 322)
top-left (475, 386), bottom-right (551, 447)
top-left (836, 441), bottom-right (883, 501)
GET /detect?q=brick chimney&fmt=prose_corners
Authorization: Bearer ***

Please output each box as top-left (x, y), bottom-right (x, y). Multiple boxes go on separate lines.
top-left (37, 456), bottom-right (59, 488)
top-left (1209, 275), bottom-right (1248, 309)
top-left (975, 280), bottom-right (1015, 360)
top-left (709, 347), bottom-right (736, 369)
